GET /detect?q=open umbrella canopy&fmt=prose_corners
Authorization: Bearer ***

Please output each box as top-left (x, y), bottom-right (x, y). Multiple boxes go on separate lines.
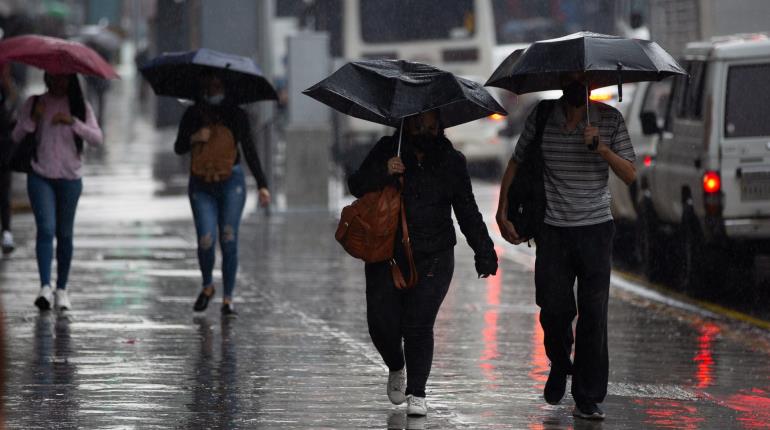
top-left (303, 59), bottom-right (506, 128)
top-left (486, 31), bottom-right (686, 96)
top-left (139, 48), bottom-right (277, 105)
top-left (0, 35), bottom-right (118, 79)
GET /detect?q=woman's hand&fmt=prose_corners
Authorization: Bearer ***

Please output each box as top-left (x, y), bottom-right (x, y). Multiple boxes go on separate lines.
top-left (386, 157), bottom-right (405, 175)
top-left (32, 100), bottom-right (46, 123)
top-left (258, 187), bottom-right (271, 207)
top-left (191, 127), bottom-right (211, 144)
top-left (52, 112), bottom-right (74, 125)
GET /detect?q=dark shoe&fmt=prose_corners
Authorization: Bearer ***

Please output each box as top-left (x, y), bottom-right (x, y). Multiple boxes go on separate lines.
top-left (193, 287), bottom-right (214, 312)
top-left (573, 402), bottom-right (605, 420)
top-left (544, 368), bottom-right (568, 405)
top-left (221, 303), bottom-right (238, 317)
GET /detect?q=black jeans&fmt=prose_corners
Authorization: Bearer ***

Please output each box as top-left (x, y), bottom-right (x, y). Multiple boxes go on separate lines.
top-left (534, 221), bottom-right (614, 404)
top-left (365, 248), bottom-right (454, 398)
top-left (0, 169), bottom-right (11, 231)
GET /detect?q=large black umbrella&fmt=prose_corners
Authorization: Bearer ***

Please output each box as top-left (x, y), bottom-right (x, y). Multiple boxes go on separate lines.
top-left (303, 59), bottom-right (506, 129)
top-left (486, 31), bottom-right (687, 101)
top-left (140, 48), bottom-right (277, 104)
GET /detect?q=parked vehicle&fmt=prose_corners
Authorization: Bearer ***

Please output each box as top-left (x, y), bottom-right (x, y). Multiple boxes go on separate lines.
top-left (608, 80), bottom-right (672, 263)
top-left (639, 33), bottom-right (770, 291)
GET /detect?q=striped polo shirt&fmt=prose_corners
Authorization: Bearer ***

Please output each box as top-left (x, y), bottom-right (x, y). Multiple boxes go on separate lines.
top-left (513, 98), bottom-right (635, 227)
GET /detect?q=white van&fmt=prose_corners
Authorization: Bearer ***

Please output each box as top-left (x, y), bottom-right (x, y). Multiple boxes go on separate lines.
top-left (639, 33), bottom-right (770, 291)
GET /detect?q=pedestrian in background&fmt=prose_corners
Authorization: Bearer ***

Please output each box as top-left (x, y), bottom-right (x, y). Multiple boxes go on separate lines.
top-left (0, 64), bottom-right (18, 254)
top-left (496, 72), bottom-right (636, 420)
top-left (11, 73), bottom-right (103, 311)
top-left (348, 110), bottom-right (498, 416)
top-left (174, 72), bottom-right (271, 317)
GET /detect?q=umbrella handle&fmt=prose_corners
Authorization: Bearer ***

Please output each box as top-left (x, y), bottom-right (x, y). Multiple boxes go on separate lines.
top-left (397, 118), bottom-right (404, 157)
top-left (585, 85), bottom-right (599, 150)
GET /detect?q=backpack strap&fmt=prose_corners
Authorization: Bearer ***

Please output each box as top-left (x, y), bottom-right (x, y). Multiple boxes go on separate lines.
top-left (533, 99), bottom-right (556, 149)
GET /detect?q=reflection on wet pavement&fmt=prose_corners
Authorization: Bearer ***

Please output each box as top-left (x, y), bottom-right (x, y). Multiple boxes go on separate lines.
top-left (1, 78), bottom-right (770, 428)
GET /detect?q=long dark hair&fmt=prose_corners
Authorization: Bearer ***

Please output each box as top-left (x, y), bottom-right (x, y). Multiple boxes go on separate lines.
top-left (44, 73), bottom-right (86, 153)
top-left (68, 76), bottom-right (86, 154)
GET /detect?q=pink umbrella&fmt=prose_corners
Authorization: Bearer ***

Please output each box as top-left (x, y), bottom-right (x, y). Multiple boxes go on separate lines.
top-left (0, 35), bottom-right (119, 79)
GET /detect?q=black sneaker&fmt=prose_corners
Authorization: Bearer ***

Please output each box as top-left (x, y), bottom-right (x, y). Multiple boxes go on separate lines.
top-left (544, 368), bottom-right (568, 405)
top-left (221, 303), bottom-right (238, 317)
top-left (573, 402), bottom-right (605, 420)
top-left (193, 288), bottom-right (214, 312)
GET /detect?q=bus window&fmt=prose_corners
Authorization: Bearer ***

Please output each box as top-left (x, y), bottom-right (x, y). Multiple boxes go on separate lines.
top-left (359, 0), bottom-right (475, 43)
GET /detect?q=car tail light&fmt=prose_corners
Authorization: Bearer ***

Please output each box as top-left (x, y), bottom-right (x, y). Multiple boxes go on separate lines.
top-left (488, 113), bottom-right (505, 122)
top-left (703, 171), bottom-right (721, 194)
top-left (643, 155), bottom-right (654, 167)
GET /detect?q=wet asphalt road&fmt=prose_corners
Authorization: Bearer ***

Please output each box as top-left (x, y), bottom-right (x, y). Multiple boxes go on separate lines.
top-left (1, 79), bottom-right (770, 429)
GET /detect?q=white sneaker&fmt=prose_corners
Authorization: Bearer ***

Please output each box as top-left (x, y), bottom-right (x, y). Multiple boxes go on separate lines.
top-left (35, 285), bottom-right (53, 311)
top-left (406, 395), bottom-right (427, 416)
top-left (387, 368), bottom-right (406, 405)
top-left (2, 230), bottom-right (14, 254)
top-left (55, 289), bottom-right (72, 311)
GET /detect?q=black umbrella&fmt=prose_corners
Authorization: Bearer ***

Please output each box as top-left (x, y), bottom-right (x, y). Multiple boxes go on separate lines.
top-left (303, 59), bottom-right (506, 130)
top-left (486, 31), bottom-right (687, 102)
top-left (140, 48), bottom-right (277, 105)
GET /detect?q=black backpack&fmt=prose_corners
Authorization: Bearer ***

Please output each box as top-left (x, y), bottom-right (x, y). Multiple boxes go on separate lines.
top-left (506, 100), bottom-right (555, 242)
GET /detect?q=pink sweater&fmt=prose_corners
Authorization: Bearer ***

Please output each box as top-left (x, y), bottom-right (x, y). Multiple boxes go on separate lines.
top-left (12, 93), bottom-right (103, 180)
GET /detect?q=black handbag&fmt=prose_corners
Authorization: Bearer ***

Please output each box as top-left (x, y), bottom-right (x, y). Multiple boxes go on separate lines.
top-left (7, 96), bottom-right (40, 173)
top-left (506, 100), bottom-right (555, 242)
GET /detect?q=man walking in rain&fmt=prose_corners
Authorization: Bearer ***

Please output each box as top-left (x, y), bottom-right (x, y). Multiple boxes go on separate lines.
top-left (496, 72), bottom-right (636, 420)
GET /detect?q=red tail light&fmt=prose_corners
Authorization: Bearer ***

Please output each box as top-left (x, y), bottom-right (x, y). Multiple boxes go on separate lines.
top-left (643, 155), bottom-right (653, 167)
top-left (703, 171), bottom-right (721, 194)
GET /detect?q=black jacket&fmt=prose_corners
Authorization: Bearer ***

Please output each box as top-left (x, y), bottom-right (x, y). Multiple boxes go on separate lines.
top-left (348, 134), bottom-right (497, 276)
top-left (174, 103), bottom-right (268, 189)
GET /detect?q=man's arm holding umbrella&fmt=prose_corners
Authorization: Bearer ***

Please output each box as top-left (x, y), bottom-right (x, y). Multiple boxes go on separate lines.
top-left (585, 112), bottom-right (636, 185)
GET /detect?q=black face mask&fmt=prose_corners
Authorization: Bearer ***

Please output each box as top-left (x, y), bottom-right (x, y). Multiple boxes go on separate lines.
top-left (407, 133), bottom-right (441, 152)
top-left (562, 81), bottom-right (587, 108)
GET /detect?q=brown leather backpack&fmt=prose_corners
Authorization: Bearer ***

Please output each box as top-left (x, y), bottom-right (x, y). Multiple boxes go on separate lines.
top-left (190, 123), bottom-right (238, 182)
top-left (335, 180), bottom-right (417, 289)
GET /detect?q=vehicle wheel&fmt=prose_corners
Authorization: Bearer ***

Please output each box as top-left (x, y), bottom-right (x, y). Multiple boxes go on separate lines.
top-left (638, 204), bottom-right (666, 282)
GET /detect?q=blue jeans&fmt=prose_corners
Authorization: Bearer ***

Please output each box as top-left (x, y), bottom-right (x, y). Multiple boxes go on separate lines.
top-left (188, 164), bottom-right (246, 299)
top-left (27, 173), bottom-right (82, 290)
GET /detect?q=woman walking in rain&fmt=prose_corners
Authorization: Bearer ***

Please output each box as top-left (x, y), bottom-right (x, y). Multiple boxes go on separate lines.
top-left (12, 73), bottom-right (103, 311)
top-left (348, 110), bottom-right (498, 416)
top-left (174, 72), bottom-right (271, 317)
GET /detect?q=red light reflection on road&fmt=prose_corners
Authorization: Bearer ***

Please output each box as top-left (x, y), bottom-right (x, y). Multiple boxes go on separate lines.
top-left (693, 322), bottom-right (720, 389)
top-left (529, 311), bottom-right (548, 386)
top-left (480, 247), bottom-right (503, 384)
top-left (635, 399), bottom-right (703, 429)
top-left (724, 388), bottom-right (770, 430)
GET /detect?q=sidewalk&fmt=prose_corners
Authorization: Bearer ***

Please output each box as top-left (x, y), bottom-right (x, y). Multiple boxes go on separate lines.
top-left (2, 79), bottom-right (770, 429)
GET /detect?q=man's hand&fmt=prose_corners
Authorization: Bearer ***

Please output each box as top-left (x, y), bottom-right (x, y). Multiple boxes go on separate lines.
top-left (584, 125), bottom-right (600, 150)
top-left (258, 187), bottom-right (271, 207)
top-left (496, 209), bottom-right (525, 245)
top-left (386, 157), bottom-right (405, 175)
top-left (191, 127), bottom-right (211, 144)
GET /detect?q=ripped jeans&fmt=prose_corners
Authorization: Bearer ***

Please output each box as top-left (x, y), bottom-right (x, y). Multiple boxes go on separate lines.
top-left (188, 164), bottom-right (246, 299)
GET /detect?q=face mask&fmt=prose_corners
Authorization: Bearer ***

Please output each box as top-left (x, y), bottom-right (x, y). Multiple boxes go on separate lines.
top-left (562, 81), bottom-right (587, 108)
top-left (205, 93), bottom-right (225, 105)
top-left (408, 133), bottom-right (440, 152)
